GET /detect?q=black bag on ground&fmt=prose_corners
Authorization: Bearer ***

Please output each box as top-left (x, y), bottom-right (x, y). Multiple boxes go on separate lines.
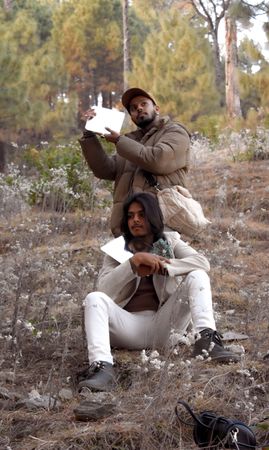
top-left (175, 400), bottom-right (256, 449)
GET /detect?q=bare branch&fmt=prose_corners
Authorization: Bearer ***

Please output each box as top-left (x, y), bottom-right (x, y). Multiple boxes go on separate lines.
top-left (241, 0), bottom-right (268, 17)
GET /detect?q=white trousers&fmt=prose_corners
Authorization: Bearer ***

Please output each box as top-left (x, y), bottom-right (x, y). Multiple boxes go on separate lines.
top-left (84, 269), bottom-right (216, 365)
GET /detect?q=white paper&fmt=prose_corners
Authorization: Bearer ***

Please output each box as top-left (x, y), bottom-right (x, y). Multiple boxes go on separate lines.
top-left (85, 107), bottom-right (125, 135)
top-left (101, 236), bottom-right (133, 263)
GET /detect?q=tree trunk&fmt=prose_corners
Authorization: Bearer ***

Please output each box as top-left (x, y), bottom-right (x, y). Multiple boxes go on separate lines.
top-left (211, 30), bottom-right (225, 104)
top-left (0, 142), bottom-right (6, 172)
top-left (225, 13), bottom-right (242, 119)
top-left (122, 0), bottom-right (131, 91)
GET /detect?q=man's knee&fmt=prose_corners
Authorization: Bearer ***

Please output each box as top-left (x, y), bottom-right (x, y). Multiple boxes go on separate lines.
top-left (83, 291), bottom-right (112, 308)
top-left (185, 269), bottom-right (210, 285)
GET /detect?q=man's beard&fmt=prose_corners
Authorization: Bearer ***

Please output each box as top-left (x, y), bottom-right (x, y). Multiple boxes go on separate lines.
top-left (136, 111), bottom-right (157, 129)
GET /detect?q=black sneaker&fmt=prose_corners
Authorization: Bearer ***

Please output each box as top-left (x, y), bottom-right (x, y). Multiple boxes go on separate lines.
top-left (78, 361), bottom-right (116, 392)
top-left (192, 328), bottom-right (240, 363)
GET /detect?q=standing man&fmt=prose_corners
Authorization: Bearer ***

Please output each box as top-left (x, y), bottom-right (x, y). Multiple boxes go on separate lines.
top-left (79, 88), bottom-right (190, 236)
top-left (78, 193), bottom-right (239, 393)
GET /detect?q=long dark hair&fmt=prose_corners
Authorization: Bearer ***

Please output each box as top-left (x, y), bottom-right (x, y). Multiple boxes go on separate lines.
top-left (121, 192), bottom-right (164, 246)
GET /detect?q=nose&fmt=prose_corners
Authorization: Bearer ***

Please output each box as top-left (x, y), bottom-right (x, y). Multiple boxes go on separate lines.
top-left (133, 213), bottom-right (141, 223)
top-left (137, 104), bottom-right (143, 112)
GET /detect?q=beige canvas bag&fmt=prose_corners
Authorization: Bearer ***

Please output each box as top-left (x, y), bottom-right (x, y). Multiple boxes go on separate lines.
top-left (144, 171), bottom-right (211, 236)
top-left (156, 185), bottom-right (211, 236)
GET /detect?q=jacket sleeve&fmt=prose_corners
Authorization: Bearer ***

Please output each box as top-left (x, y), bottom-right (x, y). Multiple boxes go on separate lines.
top-left (165, 238), bottom-right (210, 277)
top-left (97, 254), bottom-right (137, 299)
top-left (116, 126), bottom-right (189, 175)
top-left (78, 135), bottom-right (117, 180)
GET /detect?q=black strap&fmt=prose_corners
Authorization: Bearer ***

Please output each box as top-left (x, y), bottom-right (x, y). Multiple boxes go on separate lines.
top-left (143, 171), bottom-right (160, 189)
top-left (175, 400), bottom-right (265, 449)
top-left (175, 399), bottom-right (209, 428)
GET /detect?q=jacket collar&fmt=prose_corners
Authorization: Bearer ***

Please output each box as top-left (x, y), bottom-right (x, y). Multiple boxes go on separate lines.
top-left (131, 116), bottom-right (170, 140)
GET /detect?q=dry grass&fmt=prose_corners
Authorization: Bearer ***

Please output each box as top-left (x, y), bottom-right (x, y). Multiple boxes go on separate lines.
top-left (0, 155), bottom-right (268, 449)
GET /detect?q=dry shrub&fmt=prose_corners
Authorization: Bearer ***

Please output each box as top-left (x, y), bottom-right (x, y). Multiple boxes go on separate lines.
top-left (1, 140), bottom-right (268, 449)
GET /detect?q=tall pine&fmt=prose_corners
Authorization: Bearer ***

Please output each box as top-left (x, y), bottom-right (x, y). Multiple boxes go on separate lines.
top-left (129, 9), bottom-right (220, 128)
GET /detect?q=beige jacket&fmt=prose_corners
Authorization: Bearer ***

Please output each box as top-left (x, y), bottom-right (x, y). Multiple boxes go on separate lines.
top-left (97, 231), bottom-right (210, 309)
top-left (79, 116), bottom-right (190, 236)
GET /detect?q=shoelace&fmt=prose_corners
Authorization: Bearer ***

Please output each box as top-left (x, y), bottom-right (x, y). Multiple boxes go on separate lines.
top-left (202, 329), bottom-right (224, 347)
top-left (89, 361), bottom-right (106, 373)
top-left (77, 361), bottom-right (106, 382)
top-left (211, 330), bottom-right (224, 347)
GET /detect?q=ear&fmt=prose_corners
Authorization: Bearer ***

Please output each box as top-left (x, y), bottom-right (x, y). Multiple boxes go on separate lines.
top-left (155, 105), bottom-right (160, 114)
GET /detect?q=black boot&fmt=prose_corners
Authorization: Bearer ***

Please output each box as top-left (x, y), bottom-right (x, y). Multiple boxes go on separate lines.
top-left (192, 328), bottom-right (240, 363)
top-left (78, 361), bottom-right (116, 392)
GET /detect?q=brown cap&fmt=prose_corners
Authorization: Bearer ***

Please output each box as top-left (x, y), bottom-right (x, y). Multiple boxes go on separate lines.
top-left (121, 88), bottom-right (156, 112)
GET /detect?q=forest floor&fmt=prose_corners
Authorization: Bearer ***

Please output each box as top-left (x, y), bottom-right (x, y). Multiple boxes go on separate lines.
top-left (0, 148), bottom-right (268, 449)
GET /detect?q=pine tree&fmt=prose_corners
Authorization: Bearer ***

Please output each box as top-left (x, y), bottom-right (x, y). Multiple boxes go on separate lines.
top-left (51, 0), bottom-right (123, 112)
top-left (225, 9), bottom-right (242, 119)
top-left (180, 0), bottom-right (268, 119)
top-left (129, 9), bottom-right (220, 128)
top-left (239, 38), bottom-right (269, 119)
top-left (122, 0), bottom-right (131, 90)
top-left (180, 0), bottom-right (228, 101)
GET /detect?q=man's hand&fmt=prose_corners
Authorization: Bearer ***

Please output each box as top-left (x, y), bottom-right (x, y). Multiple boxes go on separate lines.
top-left (104, 127), bottom-right (120, 144)
top-left (83, 108), bottom-right (96, 122)
top-left (130, 252), bottom-right (169, 277)
top-left (81, 114), bottom-right (120, 143)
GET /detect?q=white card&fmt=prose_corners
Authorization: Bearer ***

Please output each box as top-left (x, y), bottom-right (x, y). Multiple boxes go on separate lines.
top-left (85, 107), bottom-right (125, 135)
top-left (101, 236), bottom-right (133, 263)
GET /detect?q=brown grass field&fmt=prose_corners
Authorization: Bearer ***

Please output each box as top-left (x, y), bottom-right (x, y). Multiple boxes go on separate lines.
top-left (0, 149), bottom-right (268, 449)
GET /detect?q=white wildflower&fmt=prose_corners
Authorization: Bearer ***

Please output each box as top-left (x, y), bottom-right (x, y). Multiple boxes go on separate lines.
top-left (150, 350), bottom-right (159, 359)
top-left (237, 369), bottom-right (251, 376)
top-left (29, 389), bottom-right (41, 400)
top-left (24, 321), bottom-right (35, 332)
top-left (208, 342), bottom-right (215, 352)
top-left (140, 349), bottom-right (149, 364)
top-left (150, 358), bottom-right (165, 370)
top-left (195, 391), bottom-right (204, 400)
top-left (202, 349), bottom-right (210, 356)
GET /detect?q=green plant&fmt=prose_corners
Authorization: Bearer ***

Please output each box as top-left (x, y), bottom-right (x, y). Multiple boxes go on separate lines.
top-left (24, 141), bottom-right (97, 211)
top-left (218, 127), bottom-right (269, 162)
top-left (193, 114), bottom-right (223, 142)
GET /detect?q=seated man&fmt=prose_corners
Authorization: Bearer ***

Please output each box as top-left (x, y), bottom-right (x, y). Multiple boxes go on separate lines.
top-left (79, 193), bottom-right (239, 392)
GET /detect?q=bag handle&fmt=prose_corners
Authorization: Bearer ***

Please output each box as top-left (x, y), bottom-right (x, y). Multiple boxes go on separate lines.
top-left (175, 399), bottom-right (212, 428)
top-left (175, 400), bottom-right (236, 431)
top-left (175, 400), bottom-right (262, 450)
top-left (175, 400), bottom-right (247, 433)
